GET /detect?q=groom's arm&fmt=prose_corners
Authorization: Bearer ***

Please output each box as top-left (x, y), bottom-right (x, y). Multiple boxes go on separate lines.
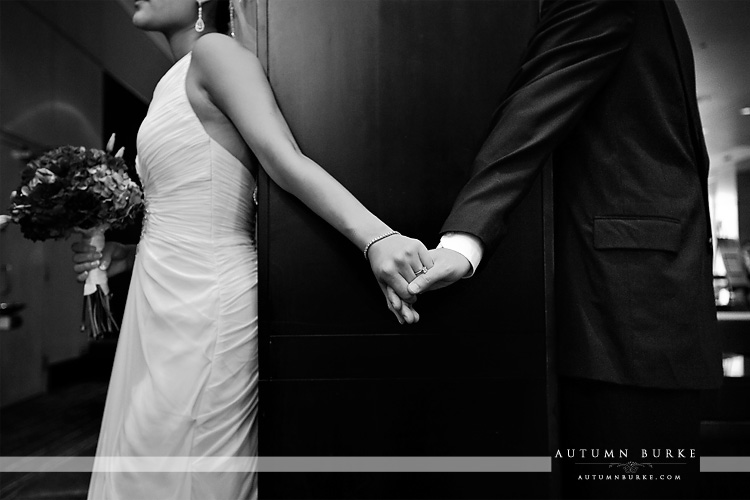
top-left (411, 0), bottom-right (636, 293)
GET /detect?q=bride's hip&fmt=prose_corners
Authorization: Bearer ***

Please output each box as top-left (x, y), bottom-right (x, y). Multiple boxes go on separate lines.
top-left (134, 237), bottom-right (257, 282)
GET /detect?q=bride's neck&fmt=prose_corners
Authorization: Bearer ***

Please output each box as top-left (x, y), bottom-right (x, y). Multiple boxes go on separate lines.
top-left (165, 26), bottom-right (214, 61)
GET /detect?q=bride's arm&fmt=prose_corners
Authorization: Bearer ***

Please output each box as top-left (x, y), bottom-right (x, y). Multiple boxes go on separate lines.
top-left (192, 34), bottom-right (428, 323)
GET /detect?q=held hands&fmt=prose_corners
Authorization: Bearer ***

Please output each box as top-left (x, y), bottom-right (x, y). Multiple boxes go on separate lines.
top-left (368, 236), bottom-right (473, 324)
top-left (71, 240), bottom-right (134, 283)
top-left (367, 234), bottom-right (433, 324)
top-left (379, 247), bottom-right (471, 322)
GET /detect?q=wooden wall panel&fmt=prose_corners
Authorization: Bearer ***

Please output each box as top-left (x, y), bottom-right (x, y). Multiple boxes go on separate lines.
top-left (257, 1), bottom-right (549, 497)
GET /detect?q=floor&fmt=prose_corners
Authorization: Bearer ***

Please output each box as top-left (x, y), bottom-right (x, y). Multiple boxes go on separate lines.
top-left (0, 381), bottom-right (105, 499)
top-left (0, 341), bottom-right (113, 500)
top-left (0, 369), bottom-right (748, 499)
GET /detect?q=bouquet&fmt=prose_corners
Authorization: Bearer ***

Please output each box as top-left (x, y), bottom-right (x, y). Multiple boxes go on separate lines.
top-left (5, 134), bottom-right (143, 340)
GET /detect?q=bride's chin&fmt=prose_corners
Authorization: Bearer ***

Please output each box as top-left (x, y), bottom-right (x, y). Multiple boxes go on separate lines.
top-left (132, 11), bottom-right (155, 30)
top-left (132, 13), bottom-right (146, 28)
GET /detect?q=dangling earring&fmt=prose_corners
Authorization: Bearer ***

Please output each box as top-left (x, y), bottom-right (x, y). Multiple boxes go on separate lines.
top-left (229, 0), bottom-right (236, 38)
top-left (195, 0), bottom-right (205, 33)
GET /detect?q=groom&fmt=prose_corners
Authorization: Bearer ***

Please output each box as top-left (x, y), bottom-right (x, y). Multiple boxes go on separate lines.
top-left (370, 0), bottom-right (722, 498)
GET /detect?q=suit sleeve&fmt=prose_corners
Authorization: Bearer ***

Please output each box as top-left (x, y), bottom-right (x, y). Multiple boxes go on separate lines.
top-left (441, 0), bottom-right (636, 256)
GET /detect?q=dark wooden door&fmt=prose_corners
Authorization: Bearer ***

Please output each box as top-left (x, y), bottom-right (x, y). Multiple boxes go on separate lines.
top-left (256, 1), bottom-right (552, 497)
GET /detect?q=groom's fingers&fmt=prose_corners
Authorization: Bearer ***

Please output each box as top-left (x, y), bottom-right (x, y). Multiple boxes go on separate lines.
top-left (408, 270), bottom-right (438, 294)
top-left (408, 248), bottom-right (471, 294)
top-left (408, 265), bottom-right (455, 294)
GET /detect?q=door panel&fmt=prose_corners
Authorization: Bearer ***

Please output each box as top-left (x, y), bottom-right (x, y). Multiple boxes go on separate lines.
top-left (257, 1), bottom-right (549, 497)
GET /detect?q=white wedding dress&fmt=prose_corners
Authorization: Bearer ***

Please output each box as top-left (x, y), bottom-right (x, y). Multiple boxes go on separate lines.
top-left (88, 53), bottom-right (258, 500)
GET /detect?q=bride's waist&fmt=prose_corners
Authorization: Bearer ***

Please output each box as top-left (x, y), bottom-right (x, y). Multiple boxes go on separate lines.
top-left (141, 217), bottom-right (254, 245)
top-left (135, 234), bottom-right (258, 277)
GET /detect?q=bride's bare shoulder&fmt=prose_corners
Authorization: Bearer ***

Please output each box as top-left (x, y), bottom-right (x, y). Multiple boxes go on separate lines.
top-left (192, 33), bottom-right (263, 74)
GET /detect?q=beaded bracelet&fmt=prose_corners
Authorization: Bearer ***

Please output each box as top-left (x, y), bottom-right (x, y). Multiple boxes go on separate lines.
top-left (363, 230), bottom-right (400, 260)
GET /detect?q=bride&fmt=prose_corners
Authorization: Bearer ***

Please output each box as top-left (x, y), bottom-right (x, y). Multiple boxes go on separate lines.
top-left (71, 0), bottom-right (431, 498)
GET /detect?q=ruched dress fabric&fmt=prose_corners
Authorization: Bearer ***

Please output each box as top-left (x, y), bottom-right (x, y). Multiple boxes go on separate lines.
top-left (88, 53), bottom-right (258, 500)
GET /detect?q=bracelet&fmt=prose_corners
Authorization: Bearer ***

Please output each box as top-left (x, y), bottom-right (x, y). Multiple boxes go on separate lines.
top-left (363, 230), bottom-right (400, 260)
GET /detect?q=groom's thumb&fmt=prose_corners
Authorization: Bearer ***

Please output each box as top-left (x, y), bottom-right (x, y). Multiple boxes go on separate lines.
top-left (408, 273), bottom-right (432, 294)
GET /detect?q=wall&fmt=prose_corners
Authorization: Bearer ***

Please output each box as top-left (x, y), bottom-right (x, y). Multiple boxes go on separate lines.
top-left (0, 0), bottom-right (170, 407)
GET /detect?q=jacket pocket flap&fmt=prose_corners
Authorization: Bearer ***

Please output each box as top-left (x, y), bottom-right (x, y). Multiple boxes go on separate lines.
top-left (593, 217), bottom-right (681, 253)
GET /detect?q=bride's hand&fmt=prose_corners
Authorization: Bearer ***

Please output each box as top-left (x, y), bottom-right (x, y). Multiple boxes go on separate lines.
top-left (384, 285), bottom-right (420, 324)
top-left (71, 241), bottom-right (134, 282)
top-left (368, 235), bottom-right (433, 303)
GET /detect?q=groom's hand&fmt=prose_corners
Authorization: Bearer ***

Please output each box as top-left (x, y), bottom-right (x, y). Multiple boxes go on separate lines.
top-left (407, 248), bottom-right (471, 294)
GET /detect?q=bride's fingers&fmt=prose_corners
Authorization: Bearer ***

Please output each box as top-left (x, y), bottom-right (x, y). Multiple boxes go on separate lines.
top-left (417, 244), bottom-right (434, 270)
top-left (399, 302), bottom-right (416, 324)
top-left (71, 242), bottom-right (97, 253)
top-left (393, 266), bottom-right (422, 305)
top-left (383, 285), bottom-right (419, 325)
top-left (409, 252), bottom-right (433, 281)
top-left (385, 285), bottom-right (403, 312)
top-left (72, 251), bottom-right (101, 264)
top-left (400, 302), bottom-right (420, 324)
top-left (73, 261), bottom-right (100, 274)
top-left (386, 285), bottom-right (421, 324)
top-left (381, 284), bottom-right (408, 324)
top-left (402, 260), bottom-right (431, 304)
top-left (386, 300), bottom-right (404, 325)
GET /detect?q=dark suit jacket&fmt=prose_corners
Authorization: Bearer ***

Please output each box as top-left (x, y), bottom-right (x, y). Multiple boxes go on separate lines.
top-left (442, 0), bottom-right (722, 389)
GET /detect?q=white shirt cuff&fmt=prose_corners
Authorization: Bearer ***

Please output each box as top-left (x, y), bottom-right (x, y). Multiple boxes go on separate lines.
top-left (438, 232), bottom-right (484, 278)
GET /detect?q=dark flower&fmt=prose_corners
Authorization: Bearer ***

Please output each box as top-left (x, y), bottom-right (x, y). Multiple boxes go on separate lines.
top-left (5, 140), bottom-right (143, 241)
